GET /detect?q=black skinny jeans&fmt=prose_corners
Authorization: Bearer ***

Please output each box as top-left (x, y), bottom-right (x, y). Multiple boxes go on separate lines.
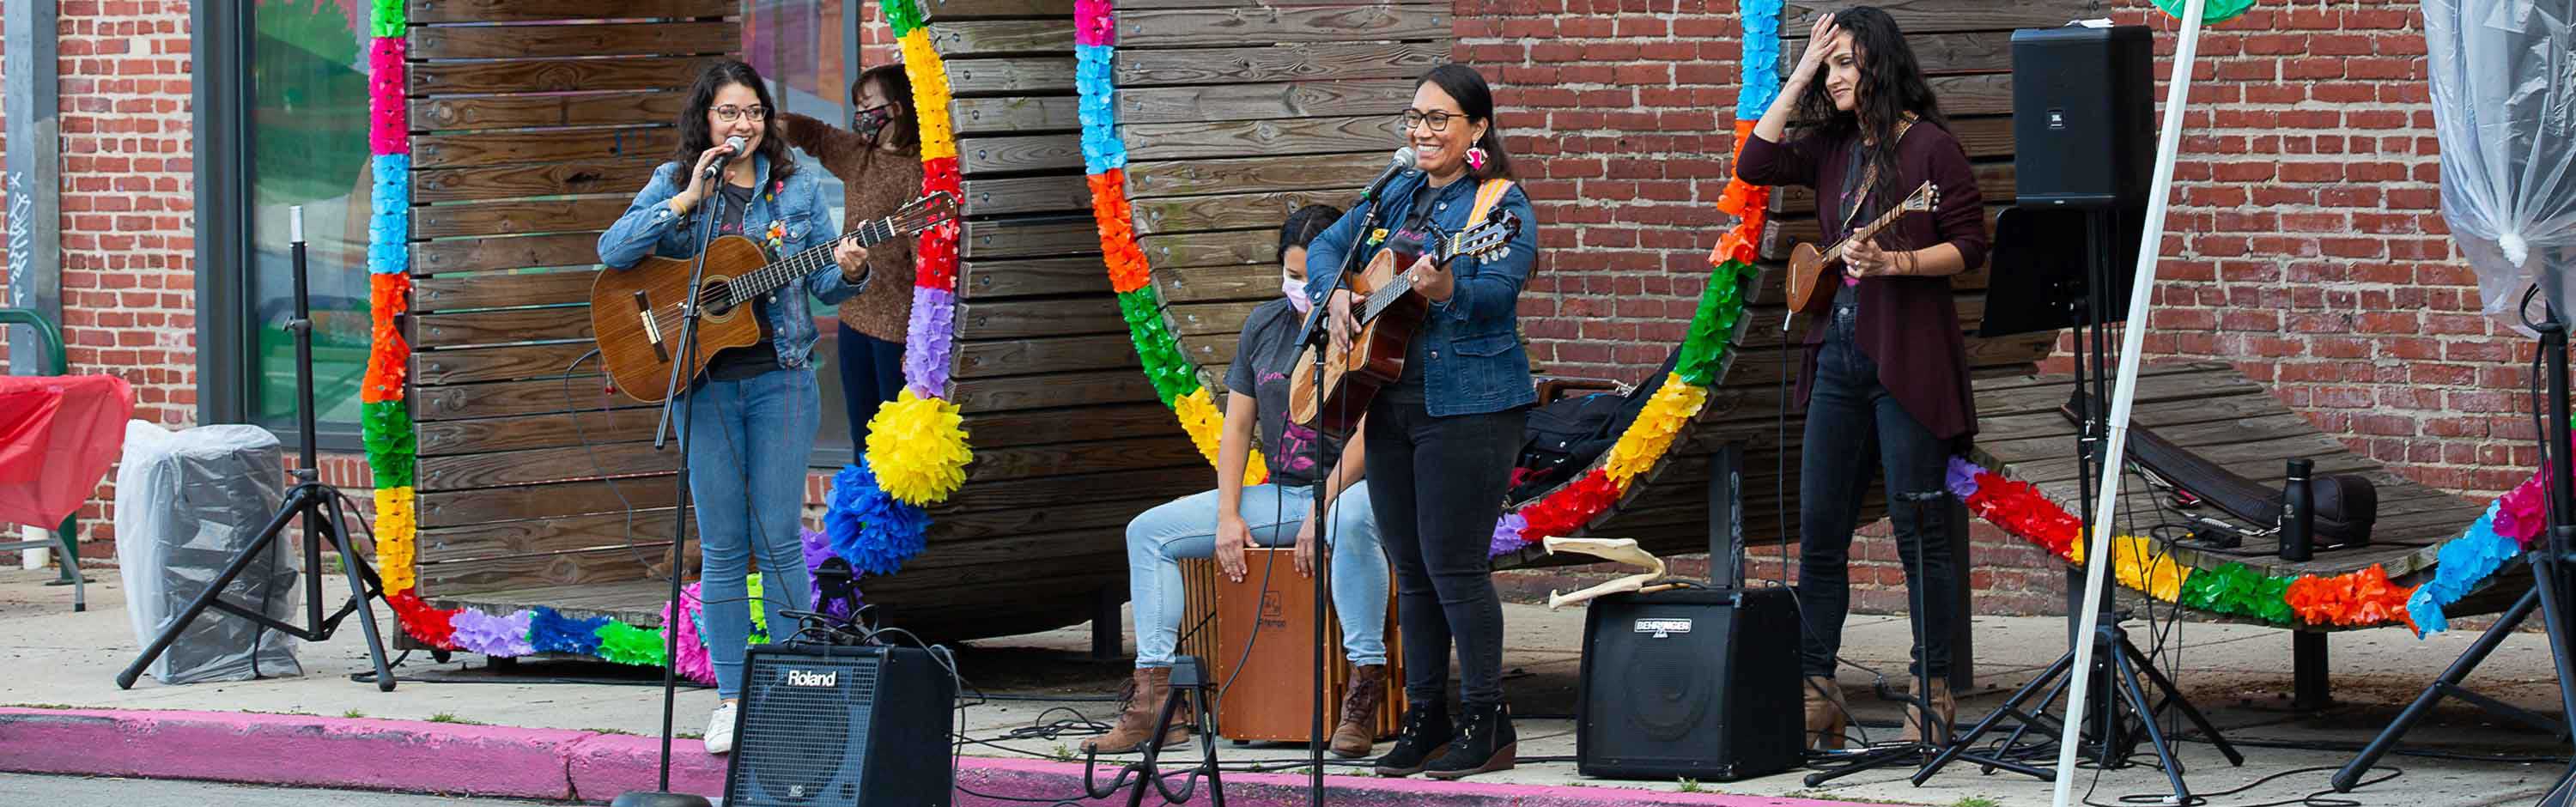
top-left (1365, 391), bottom-right (1525, 707)
top-left (1795, 293), bottom-right (1958, 680)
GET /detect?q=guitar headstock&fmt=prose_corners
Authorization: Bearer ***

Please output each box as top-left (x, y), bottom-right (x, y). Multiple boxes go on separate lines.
top-left (1443, 210), bottom-right (1522, 263)
top-left (1901, 180), bottom-right (1939, 213)
top-left (892, 191), bottom-right (961, 234)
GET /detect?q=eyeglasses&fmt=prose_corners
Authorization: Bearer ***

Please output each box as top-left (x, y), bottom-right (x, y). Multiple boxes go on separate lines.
top-left (1400, 110), bottom-right (1461, 132)
top-left (713, 105), bottom-right (769, 123)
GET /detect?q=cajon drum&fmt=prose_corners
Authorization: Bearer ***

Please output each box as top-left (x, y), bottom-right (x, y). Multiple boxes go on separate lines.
top-left (1179, 547), bottom-right (1405, 743)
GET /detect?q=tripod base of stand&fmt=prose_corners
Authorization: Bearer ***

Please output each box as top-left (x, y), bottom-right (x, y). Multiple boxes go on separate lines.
top-left (608, 792), bottom-right (714, 807)
top-left (1805, 743), bottom-right (1934, 787)
top-left (114, 481), bottom-right (398, 692)
top-left (1915, 621), bottom-right (2242, 799)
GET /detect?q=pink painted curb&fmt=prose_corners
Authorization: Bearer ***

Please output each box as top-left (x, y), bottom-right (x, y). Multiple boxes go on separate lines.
top-left (0, 707), bottom-right (1885, 806)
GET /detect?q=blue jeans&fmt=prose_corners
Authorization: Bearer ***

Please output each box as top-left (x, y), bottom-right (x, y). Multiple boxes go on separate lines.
top-left (835, 322), bottom-right (905, 454)
top-left (1125, 482), bottom-right (1388, 669)
top-left (1796, 294), bottom-right (1956, 679)
top-left (681, 367), bottom-right (820, 698)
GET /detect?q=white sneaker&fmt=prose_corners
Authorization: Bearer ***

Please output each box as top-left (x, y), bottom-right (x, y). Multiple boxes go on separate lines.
top-left (703, 701), bottom-right (738, 755)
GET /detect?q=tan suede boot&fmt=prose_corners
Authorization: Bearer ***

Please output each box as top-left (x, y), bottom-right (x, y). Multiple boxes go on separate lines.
top-left (1898, 679), bottom-right (1956, 744)
top-left (1082, 667), bottom-right (1190, 754)
top-left (1803, 676), bottom-right (1848, 750)
top-left (1329, 664), bottom-right (1387, 758)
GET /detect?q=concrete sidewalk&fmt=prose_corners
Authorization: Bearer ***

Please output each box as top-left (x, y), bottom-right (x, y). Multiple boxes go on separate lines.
top-left (3, 567), bottom-right (2568, 805)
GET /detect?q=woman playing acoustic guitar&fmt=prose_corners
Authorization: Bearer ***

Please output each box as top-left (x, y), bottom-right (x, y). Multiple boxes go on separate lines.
top-left (1735, 6), bottom-right (1989, 749)
top-left (1305, 64), bottom-right (1540, 780)
top-left (595, 59), bottom-right (871, 755)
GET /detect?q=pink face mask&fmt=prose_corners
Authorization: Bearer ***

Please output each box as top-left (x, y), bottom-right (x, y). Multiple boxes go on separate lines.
top-left (1282, 268), bottom-right (1313, 313)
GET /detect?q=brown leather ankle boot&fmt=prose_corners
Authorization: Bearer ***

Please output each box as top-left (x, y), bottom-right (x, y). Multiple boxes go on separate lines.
top-left (1803, 676), bottom-right (1848, 750)
top-left (1082, 667), bottom-right (1189, 755)
top-left (1329, 664), bottom-right (1387, 758)
top-left (1899, 678), bottom-right (1956, 744)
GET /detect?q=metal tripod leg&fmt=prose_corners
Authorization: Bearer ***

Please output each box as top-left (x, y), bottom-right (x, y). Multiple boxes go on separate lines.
top-left (1917, 650), bottom-right (2076, 783)
top-left (115, 483), bottom-right (397, 691)
top-left (2118, 634), bottom-right (2242, 766)
top-left (321, 492), bottom-right (398, 691)
top-left (116, 488), bottom-right (306, 689)
top-left (2331, 587), bottom-right (2541, 791)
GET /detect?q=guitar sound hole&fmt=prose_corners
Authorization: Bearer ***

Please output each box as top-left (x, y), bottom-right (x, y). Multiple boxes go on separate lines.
top-left (697, 281), bottom-right (737, 317)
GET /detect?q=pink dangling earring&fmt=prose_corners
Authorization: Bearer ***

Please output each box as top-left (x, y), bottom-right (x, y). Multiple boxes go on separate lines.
top-left (1465, 147), bottom-right (1488, 172)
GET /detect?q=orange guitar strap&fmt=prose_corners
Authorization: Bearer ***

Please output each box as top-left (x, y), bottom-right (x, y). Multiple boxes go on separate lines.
top-left (1466, 178), bottom-right (1514, 227)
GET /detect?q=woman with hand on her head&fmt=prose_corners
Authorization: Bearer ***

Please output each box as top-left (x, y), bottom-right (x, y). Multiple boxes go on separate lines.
top-left (595, 59), bottom-right (873, 756)
top-left (1735, 5), bottom-right (1989, 749)
top-left (1303, 63), bottom-right (1540, 781)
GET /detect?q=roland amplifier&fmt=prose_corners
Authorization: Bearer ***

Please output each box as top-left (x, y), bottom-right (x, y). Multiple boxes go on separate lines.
top-left (725, 642), bottom-right (956, 806)
top-left (1576, 587), bottom-right (1801, 781)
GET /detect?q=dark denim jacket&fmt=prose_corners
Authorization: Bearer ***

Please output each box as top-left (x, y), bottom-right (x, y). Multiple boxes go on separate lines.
top-left (596, 153), bottom-right (861, 370)
top-left (1303, 171), bottom-right (1540, 417)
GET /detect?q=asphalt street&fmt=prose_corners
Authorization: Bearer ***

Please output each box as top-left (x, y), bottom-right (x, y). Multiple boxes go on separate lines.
top-left (0, 774), bottom-right (573, 806)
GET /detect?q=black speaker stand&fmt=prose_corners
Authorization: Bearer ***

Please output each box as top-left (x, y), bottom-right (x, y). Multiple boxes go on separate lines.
top-left (115, 206), bottom-right (398, 693)
top-left (1912, 614), bottom-right (2243, 795)
top-left (1085, 655), bottom-right (1229, 807)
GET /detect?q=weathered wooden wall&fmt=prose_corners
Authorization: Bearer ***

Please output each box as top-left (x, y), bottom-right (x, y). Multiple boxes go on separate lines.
top-left (402, 1), bottom-right (739, 614)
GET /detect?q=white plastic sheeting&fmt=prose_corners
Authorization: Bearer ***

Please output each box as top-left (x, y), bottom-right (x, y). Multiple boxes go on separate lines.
top-left (114, 422), bottom-right (303, 685)
top-left (2425, 0), bottom-right (2576, 331)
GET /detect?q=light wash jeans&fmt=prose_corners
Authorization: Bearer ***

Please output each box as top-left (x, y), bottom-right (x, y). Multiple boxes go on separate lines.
top-left (681, 367), bottom-right (820, 699)
top-left (1125, 482), bottom-right (1388, 669)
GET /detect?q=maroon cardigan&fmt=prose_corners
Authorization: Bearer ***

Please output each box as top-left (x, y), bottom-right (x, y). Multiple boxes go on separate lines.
top-left (1735, 123), bottom-right (1988, 442)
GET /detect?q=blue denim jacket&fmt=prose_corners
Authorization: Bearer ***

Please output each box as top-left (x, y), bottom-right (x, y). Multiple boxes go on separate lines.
top-left (1303, 171), bottom-right (1540, 417)
top-left (596, 153), bottom-right (861, 370)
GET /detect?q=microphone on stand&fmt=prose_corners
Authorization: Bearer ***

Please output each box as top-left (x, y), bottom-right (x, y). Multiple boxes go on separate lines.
top-left (1359, 146), bottom-right (1419, 203)
top-left (704, 136), bottom-right (748, 179)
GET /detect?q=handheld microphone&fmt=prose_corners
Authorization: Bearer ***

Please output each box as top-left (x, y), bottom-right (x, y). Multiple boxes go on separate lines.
top-left (1359, 147), bottom-right (1419, 203)
top-left (704, 136), bottom-right (748, 179)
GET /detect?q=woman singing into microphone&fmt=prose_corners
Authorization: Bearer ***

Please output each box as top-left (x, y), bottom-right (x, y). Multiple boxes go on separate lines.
top-left (1736, 7), bottom-right (1988, 749)
top-left (596, 59), bottom-right (872, 755)
top-left (1306, 63), bottom-right (1538, 780)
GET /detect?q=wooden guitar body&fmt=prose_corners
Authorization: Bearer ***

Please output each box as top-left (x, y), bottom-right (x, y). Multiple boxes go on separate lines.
top-left (590, 234), bottom-right (773, 403)
top-left (1286, 248), bottom-right (1428, 439)
top-left (1783, 240), bottom-right (1838, 319)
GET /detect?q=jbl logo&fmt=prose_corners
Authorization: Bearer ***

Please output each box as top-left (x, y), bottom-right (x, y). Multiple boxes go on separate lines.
top-left (786, 669), bottom-right (838, 688)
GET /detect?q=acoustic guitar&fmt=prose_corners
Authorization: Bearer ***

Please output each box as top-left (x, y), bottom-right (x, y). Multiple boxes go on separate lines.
top-left (1286, 210), bottom-right (1521, 438)
top-left (1783, 180), bottom-right (1940, 321)
top-left (591, 191), bottom-right (957, 403)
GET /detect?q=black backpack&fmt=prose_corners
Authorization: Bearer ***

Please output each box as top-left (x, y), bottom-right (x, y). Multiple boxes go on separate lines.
top-left (1510, 349), bottom-right (1682, 501)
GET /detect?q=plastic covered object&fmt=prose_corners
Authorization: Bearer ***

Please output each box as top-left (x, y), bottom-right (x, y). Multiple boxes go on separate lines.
top-left (114, 421), bottom-right (303, 684)
top-left (2423, 0), bottom-right (2576, 332)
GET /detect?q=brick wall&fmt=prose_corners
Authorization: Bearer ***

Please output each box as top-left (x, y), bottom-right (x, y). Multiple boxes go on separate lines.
top-left (0, 2), bottom-right (198, 555)
top-left (1456, 0), bottom-right (2512, 615)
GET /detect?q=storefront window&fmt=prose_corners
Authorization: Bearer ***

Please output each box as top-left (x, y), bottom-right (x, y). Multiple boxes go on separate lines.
top-left (248, 0), bottom-right (373, 438)
top-left (748, 0), bottom-right (865, 464)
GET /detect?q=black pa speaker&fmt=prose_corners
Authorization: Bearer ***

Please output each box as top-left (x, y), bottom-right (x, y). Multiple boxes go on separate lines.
top-left (2011, 26), bottom-right (2154, 208)
top-left (725, 643), bottom-right (956, 806)
top-left (1576, 587), bottom-right (1801, 781)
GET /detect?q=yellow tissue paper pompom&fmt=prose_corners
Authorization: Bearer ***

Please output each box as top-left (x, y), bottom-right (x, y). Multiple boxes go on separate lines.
top-left (1604, 374), bottom-right (1709, 486)
top-left (2111, 534), bottom-right (2186, 602)
top-left (864, 390), bottom-right (974, 506)
top-left (1172, 388), bottom-right (1267, 487)
top-left (374, 486), bottom-right (418, 593)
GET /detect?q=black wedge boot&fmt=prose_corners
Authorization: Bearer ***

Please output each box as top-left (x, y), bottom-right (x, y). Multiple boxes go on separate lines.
top-left (1370, 701), bottom-right (1453, 777)
top-left (1423, 701), bottom-right (1516, 780)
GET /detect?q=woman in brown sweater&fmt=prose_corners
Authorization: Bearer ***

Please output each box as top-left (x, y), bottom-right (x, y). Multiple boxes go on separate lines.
top-left (780, 64), bottom-right (927, 452)
top-left (1735, 6), bottom-right (1988, 750)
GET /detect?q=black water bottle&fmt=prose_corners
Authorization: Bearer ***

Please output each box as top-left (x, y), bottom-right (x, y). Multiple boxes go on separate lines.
top-left (2281, 458), bottom-right (2314, 562)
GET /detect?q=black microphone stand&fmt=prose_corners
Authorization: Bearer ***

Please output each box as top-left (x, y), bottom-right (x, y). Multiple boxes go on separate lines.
top-left (613, 156), bottom-right (732, 807)
top-left (1283, 164), bottom-right (1407, 807)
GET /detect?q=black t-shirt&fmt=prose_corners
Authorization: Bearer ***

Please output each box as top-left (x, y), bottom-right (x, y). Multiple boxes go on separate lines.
top-left (1225, 300), bottom-right (1352, 488)
top-left (1383, 185), bottom-right (1449, 399)
top-left (702, 182), bottom-right (782, 381)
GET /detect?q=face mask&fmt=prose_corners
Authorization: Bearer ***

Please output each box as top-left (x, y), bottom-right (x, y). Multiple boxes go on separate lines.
top-left (1282, 268), bottom-right (1312, 313)
top-left (853, 105), bottom-right (896, 144)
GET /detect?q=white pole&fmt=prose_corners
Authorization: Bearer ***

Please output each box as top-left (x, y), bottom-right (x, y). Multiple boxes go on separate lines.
top-left (2049, 1), bottom-right (2207, 805)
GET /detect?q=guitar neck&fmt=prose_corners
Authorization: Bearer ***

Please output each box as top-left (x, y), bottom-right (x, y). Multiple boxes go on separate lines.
top-left (1358, 232), bottom-right (1467, 322)
top-left (725, 215), bottom-right (911, 305)
top-left (1830, 203), bottom-right (1915, 262)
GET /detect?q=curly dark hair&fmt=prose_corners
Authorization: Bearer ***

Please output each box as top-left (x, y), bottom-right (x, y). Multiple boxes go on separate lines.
top-left (671, 58), bottom-right (798, 185)
top-left (1791, 6), bottom-right (1947, 214)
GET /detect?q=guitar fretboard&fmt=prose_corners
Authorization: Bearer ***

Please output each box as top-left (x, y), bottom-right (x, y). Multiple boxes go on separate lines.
top-left (1359, 229), bottom-right (1505, 323)
top-left (1829, 185), bottom-right (1931, 262)
top-left (726, 215), bottom-right (907, 306)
